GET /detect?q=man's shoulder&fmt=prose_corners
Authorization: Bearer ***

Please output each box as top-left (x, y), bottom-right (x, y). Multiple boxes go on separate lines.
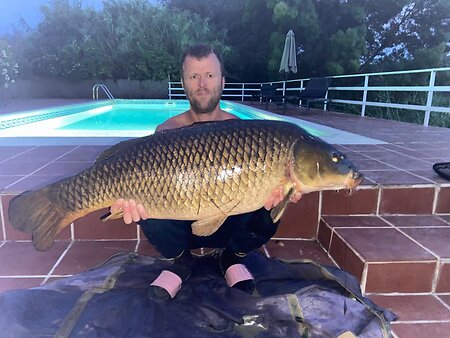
top-left (155, 110), bottom-right (239, 133)
top-left (221, 110), bottom-right (239, 120)
top-left (155, 114), bottom-right (186, 132)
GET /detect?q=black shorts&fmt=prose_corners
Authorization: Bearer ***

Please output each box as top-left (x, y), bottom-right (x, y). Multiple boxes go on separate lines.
top-left (139, 208), bottom-right (279, 258)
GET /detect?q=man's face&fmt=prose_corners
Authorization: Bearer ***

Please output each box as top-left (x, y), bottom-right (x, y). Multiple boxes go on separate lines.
top-left (182, 53), bottom-right (224, 114)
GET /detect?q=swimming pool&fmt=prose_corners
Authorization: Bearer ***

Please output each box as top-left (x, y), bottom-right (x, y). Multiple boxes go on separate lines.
top-left (0, 99), bottom-right (385, 145)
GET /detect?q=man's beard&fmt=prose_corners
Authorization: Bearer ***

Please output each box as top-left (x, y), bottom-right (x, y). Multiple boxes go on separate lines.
top-left (187, 88), bottom-right (222, 114)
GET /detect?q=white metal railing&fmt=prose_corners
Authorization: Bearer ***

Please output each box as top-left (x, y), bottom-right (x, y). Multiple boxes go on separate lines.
top-left (326, 67), bottom-right (449, 126)
top-left (168, 67), bottom-right (450, 126)
top-left (92, 84), bottom-right (115, 100)
top-left (168, 81), bottom-right (262, 101)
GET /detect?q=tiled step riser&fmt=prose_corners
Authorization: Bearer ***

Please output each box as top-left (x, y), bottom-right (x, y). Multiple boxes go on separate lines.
top-left (279, 185), bottom-right (449, 239)
top-left (317, 185), bottom-right (449, 294)
top-left (1, 186), bottom-right (449, 241)
top-left (320, 227), bottom-right (449, 293)
top-left (318, 217), bottom-right (450, 293)
top-left (364, 260), bottom-right (450, 293)
top-left (321, 186), bottom-right (450, 216)
top-left (438, 262), bottom-right (450, 292)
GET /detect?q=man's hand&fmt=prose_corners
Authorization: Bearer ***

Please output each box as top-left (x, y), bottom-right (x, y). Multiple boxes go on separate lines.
top-left (264, 187), bottom-right (302, 210)
top-left (110, 198), bottom-right (149, 224)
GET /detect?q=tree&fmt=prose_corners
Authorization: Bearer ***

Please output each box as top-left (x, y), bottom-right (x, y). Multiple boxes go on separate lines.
top-left (31, 0), bottom-right (99, 79)
top-left (8, 0), bottom-right (227, 81)
top-left (2, 0), bottom-right (449, 82)
top-left (91, 0), bottom-right (159, 80)
top-left (362, 0), bottom-right (450, 71)
top-left (163, 0), bottom-right (247, 80)
top-left (313, 0), bottom-right (367, 76)
top-left (0, 39), bottom-right (19, 88)
top-left (148, 7), bottom-right (228, 80)
top-left (230, 0), bottom-right (272, 82)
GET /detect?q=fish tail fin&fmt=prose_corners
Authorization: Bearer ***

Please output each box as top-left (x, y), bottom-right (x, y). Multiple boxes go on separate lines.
top-left (8, 188), bottom-right (71, 251)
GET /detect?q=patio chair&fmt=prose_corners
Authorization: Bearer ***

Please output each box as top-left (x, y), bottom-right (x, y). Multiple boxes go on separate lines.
top-left (281, 77), bottom-right (332, 114)
top-left (433, 162), bottom-right (450, 181)
top-left (251, 84), bottom-right (278, 109)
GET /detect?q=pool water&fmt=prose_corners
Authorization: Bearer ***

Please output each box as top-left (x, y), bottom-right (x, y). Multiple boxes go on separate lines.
top-left (58, 101), bottom-right (273, 133)
top-left (0, 99), bottom-right (385, 145)
top-left (61, 104), bottom-right (189, 132)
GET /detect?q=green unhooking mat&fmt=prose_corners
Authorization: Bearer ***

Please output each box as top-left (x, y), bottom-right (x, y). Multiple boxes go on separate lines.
top-left (0, 251), bottom-right (395, 337)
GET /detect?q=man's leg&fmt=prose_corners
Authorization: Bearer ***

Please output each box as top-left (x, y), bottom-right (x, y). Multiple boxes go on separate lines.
top-left (139, 219), bottom-right (193, 301)
top-left (220, 208), bottom-right (279, 293)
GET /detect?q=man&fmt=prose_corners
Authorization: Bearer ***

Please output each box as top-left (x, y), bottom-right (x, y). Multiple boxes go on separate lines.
top-left (111, 44), bottom-right (301, 301)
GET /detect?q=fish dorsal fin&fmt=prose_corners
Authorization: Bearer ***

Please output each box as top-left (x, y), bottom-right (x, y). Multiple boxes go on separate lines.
top-left (191, 214), bottom-right (228, 236)
top-left (95, 136), bottom-right (151, 163)
top-left (270, 187), bottom-right (296, 223)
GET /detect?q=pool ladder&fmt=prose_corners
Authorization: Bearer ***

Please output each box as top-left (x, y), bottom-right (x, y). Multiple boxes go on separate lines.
top-left (92, 84), bottom-right (115, 100)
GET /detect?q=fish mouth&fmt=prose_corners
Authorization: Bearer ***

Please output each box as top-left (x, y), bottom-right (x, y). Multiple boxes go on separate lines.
top-left (296, 171), bottom-right (363, 194)
top-left (344, 171), bottom-right (363, 189)
top-left (288, 158), bottom-right (363, 194)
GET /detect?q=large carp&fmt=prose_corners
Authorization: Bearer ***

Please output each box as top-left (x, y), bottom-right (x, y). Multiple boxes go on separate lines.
top-left (9, 119), bottom-right (362, 251)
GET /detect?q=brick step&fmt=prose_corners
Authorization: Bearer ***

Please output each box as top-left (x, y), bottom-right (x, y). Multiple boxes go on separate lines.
top-left (318, 214), bottom-right (450, 294)
top-left (273, 184), bottom-right (450, 239)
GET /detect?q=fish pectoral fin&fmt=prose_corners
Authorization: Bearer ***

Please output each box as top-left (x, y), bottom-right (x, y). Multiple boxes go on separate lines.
top-left (100, 210), bottom-right (124, 222)
top-left (191, 214), bottom-right (228, 236)
top-left (270, 187), bottom-right (296, 223)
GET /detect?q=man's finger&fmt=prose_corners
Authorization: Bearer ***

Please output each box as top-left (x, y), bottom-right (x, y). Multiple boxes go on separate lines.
top-left (122, 201), bottom-right (132, 224)
top-left (129, 200), bottom-right (141, 222)
top-left (264, 197), bottom-right (274, 210)
top-left (272, 187), bottom-right (283, 207)
top-left (110, 198), bottom-right (124, 214)
top-left (290, 192), bottom-right (302, 203)
top-left (137, 204), bottom-right (149, 220)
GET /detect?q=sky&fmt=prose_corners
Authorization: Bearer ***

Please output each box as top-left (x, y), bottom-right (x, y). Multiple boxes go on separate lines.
top-left (0, 0), bottom-right (104, 33)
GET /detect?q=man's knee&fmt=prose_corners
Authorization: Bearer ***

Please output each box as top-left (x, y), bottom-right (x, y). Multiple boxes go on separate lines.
top-left (140, 219), bottom-right (166, 239)
top-left (261, 219), bottom-right (279, 238)
top-left (139, 219), bottom-right (191, 258)
top-left (227, 220), bottom-right (279, 254)
top-left (248, 208), bottom-right (280, 239)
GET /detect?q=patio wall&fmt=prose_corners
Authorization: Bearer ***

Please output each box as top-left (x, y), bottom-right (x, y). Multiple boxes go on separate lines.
top-left (0, 78), bottom-right (167, 100)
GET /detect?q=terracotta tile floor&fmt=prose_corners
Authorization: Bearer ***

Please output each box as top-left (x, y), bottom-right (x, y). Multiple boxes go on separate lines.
top-left (0, 239), bottom-right (329, 292)
top-left (1, 99), bottom-right (450, 337)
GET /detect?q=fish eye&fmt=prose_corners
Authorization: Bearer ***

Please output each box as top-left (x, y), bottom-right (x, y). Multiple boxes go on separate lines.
top-left (331, 152), bottom-right (341, 163)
